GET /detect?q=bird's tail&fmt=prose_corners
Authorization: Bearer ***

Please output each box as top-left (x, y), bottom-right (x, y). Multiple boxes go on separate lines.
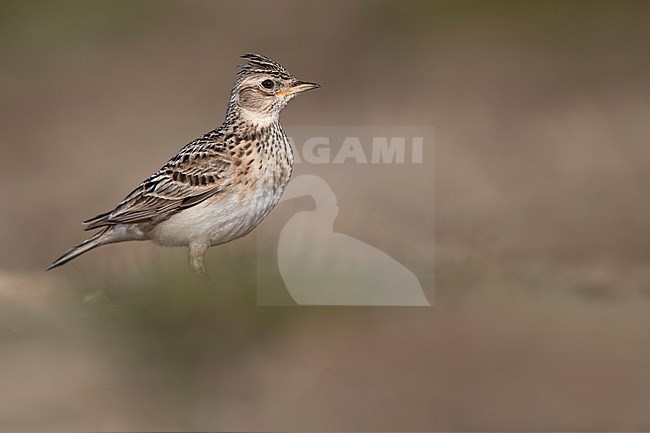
top-left (47, 227), bottom-right (117, 271)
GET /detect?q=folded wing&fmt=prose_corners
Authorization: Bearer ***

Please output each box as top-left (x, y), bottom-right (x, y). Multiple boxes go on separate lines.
top-left (84, 145), bottom-right (235, 230)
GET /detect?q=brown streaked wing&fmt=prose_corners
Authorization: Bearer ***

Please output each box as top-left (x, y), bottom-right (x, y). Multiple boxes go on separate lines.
top-left (83, 151), bottom-right (234, 230)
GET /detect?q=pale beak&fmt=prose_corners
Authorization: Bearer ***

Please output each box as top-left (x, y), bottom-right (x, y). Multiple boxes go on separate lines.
top-left (277, 81), bottom-right (320, 96)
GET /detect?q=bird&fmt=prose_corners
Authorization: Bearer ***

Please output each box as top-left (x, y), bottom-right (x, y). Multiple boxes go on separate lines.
top-left (48, 53), bottom-right (320, 277)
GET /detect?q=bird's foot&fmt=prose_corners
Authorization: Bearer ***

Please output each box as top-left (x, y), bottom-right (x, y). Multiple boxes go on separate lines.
top-left (189, 242), bottom-right (210, 280)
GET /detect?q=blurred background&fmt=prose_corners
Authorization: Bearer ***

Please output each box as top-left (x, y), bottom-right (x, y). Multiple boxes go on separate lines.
top-left (1, 0), bottom-right (650, 431)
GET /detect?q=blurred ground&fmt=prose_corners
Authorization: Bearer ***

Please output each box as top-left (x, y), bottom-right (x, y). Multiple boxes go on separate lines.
top-left (1, 0), bottom-right (649, 431)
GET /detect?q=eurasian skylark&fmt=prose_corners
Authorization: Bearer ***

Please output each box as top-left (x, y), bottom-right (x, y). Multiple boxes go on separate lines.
top-left (48, 53), bottom-right (319, 277)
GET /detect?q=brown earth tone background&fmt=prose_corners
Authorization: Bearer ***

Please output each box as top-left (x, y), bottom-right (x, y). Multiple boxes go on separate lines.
top-left (1, 1), bottom-right (649, 431)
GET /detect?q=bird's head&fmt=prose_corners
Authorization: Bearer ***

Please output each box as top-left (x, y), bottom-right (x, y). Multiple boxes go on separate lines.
top-left (227, 53), bottom-right (320, 127)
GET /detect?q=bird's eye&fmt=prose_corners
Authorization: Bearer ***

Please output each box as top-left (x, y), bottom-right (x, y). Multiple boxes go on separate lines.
top-left (261, 79), bottom-right (274, 89)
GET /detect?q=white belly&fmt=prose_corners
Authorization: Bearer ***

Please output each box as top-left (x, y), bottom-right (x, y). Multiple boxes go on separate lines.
top-left (149, 183), bottom-right (283, 247)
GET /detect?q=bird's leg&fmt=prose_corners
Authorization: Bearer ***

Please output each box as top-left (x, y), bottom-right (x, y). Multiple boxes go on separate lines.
top-left (189, 241), bottom-right (210, 279)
